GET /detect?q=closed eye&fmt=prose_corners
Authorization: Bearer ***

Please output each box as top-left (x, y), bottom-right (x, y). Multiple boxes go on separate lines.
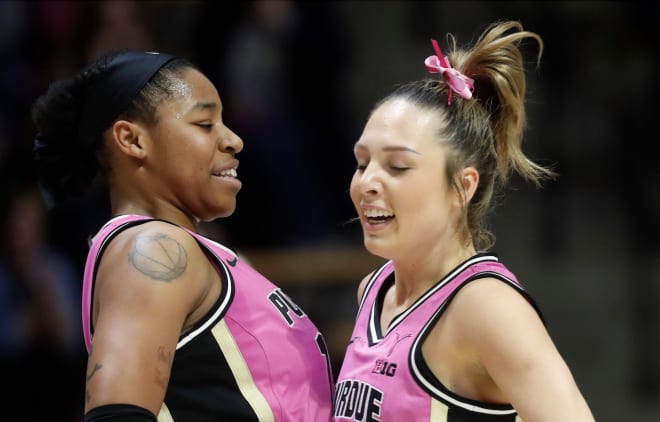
top-left (195, 123), bottom-right (216, 132)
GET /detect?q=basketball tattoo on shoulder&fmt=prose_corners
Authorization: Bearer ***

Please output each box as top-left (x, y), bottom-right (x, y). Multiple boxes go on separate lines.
top-left (129, 233), bottom-right (188, 281)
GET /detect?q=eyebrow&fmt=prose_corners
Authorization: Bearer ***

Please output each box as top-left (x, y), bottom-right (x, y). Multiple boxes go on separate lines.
top-left (354, 143), bottom-right (421, 154)
top-left (190, 101), bottom-right (219, 112)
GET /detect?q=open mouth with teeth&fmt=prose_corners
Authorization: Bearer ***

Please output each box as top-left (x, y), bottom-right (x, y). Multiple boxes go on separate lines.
top-left (364, 210), bottom-right (395, 224)
top-left (214, 168), bottom-right (237, 178)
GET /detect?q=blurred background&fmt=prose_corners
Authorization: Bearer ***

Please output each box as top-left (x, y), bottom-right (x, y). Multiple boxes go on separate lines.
top-left (0, 1), bottom-right (658, 421)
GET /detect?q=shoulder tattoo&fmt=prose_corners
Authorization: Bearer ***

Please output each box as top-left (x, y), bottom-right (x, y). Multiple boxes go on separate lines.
top-left (129, 233), bottom-right (188, 282)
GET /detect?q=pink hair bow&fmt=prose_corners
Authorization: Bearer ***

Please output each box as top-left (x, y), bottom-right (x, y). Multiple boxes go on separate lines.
top-left (424, 39), bottom-right (474, 105)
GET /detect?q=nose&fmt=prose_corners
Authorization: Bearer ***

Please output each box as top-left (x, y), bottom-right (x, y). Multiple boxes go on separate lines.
top-left (220, 126), bottom-right (244, 154)
top-left (357, 164), bottom-right (381, 196)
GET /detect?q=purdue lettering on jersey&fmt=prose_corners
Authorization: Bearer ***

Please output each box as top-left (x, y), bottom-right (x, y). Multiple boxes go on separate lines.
top-left (268, 287), bottom-right (306, 326)
top-left (333, 379), bottom-right (383, 421)
top-left (333, 256), bottom-right (540, 421)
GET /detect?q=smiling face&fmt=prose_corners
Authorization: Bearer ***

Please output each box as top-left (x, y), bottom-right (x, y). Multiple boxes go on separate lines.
top-left (140, 68), bottom-right (244, 223)
top-left (350, 98), bottom-right (465, 261)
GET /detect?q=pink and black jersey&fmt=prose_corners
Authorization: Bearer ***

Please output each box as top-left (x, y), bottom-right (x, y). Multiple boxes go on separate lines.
top-left (333, 254), bottom-right (541, 422)
top-left (82, 215), bottom-right (334, 422)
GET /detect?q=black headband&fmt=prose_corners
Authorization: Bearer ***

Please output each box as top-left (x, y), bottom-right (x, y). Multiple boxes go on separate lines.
top-left (79, 50), bottom-right (176, 147)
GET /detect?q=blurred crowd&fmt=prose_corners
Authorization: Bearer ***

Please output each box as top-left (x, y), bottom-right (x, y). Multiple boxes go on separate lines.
top-left (0, 1), bottom-right (658, 421)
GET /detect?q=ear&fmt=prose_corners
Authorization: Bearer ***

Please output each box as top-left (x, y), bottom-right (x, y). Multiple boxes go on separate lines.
top-left (456, 166), bottom-right (479, 207)
top-left (109, 119), bottom-right (148, 159)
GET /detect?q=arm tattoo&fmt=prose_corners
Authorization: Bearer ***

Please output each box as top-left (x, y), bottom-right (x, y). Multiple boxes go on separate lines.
top-left (157, 346), bottom-right (174, 365)
top-left (154, 346), bottom-right (174, 391)
top-left (129, 233), bottom-right (187, 281)
top-left (86, 363), bottom-right (103, 382)
top-left (85, 362), bottom-right (103, 403)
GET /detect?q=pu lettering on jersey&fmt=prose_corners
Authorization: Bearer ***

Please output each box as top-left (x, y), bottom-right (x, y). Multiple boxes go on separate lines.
top-left (268, 288), bottom-right (306, 326)
top-left (333, 379), bottom-right (383, 421)
top-left (82, 215), bottom-right (334, 421)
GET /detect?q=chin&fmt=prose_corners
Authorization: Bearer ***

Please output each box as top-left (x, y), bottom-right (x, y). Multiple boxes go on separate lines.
top-left (216, 208), bottom-right (236, 219)
top-left (200, 204), bottom-right (236, 221)
top-left (363, 236), bottom-right (392, 260)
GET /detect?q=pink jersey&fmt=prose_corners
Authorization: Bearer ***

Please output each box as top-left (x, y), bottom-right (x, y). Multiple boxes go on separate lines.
top-left (82, 214), bottom-right (334, 421)
top-left (333, 254), bottom-right (539, 422)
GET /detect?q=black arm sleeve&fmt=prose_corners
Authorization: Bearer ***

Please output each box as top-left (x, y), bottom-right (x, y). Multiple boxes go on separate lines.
top-left (84, 404), bottom-right (157, 422)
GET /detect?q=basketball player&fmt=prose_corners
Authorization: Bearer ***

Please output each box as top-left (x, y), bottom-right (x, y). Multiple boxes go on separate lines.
top-left (31, 49), bottom-right (334, 421)
top-left (333, 21), bottom-right (594, 421)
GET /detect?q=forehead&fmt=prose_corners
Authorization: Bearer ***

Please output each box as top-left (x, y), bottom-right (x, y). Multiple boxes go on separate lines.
top-left (360, 98), bottom-right (442, 149)
top-left (159, 68), bottom-right (221, 112)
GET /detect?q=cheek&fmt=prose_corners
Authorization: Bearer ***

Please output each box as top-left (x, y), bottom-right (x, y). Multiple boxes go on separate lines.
top-left (349, 175), bottom-right (360, 205)
top-left (402, 178), bottom-right (448, 215)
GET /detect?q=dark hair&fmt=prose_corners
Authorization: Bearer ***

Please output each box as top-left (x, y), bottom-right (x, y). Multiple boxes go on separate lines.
top-left (31, 49), bottom-right (195, 205)
top-left (376, 21), bottom-right (555, 250)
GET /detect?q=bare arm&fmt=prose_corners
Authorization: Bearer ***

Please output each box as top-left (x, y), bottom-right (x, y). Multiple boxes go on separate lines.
top-left (84, 222), bottom-right (217, 415)
top-left (446, 278), bottom-right (594, 421)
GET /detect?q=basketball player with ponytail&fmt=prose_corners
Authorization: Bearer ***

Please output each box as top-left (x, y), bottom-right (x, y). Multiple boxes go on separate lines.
top-left (334, 21), bottom-right (594, 421)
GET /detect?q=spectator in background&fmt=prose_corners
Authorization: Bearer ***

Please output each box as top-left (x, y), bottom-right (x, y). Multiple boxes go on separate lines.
top-left (29, 0), bottom-right (158, 272)
top-left (81, 0), bottom-right (155, 62)
top-left (218, 0), bottom-right (354, 248)
top-left (0, 183), bottom-right (85, 422)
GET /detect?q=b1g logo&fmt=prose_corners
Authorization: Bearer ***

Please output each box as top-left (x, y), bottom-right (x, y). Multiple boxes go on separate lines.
top-left (372, 359), bottom-right (397, 376)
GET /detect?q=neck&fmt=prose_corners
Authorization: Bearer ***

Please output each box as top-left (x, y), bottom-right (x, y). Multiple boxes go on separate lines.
top-left (391, 242), bottom-right (477, 306)
top-left (110, 196), bottom-right (198, 232)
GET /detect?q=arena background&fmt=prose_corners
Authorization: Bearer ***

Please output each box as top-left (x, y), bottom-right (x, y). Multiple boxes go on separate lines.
top-left (0, 1), bottom-right (658, 421)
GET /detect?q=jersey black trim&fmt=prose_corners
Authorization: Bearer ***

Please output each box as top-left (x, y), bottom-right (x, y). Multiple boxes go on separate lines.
top-left (409, 270), bottom-right (541, 415)
top-left (366, 254), bottom-right (500, 346)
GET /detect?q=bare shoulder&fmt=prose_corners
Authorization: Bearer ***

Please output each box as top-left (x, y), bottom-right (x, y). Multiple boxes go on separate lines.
top-left (451, 276), bottom-right (538, 320)
top-left (446, 277), bottom-right (557, 374)
top-left (93, 220), bottom-right (212, 317)
top-left (448, 277), bottom-right (541, 337)
top-left (445, 280), bottom-right (594, 420)
top-left (123, 221), bottom-right (201, 282)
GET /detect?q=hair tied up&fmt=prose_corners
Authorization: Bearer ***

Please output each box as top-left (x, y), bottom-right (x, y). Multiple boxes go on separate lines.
top-left (32, 131), bottom-right (98, 203)
top-left (424, 39), bottom-right (474, 105)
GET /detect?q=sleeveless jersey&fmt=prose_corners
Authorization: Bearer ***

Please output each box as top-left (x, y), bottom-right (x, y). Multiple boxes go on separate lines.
top-left (333, 253), bottom-right (541, 422)
top-left (82, 215), bottom-right (334, 422)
